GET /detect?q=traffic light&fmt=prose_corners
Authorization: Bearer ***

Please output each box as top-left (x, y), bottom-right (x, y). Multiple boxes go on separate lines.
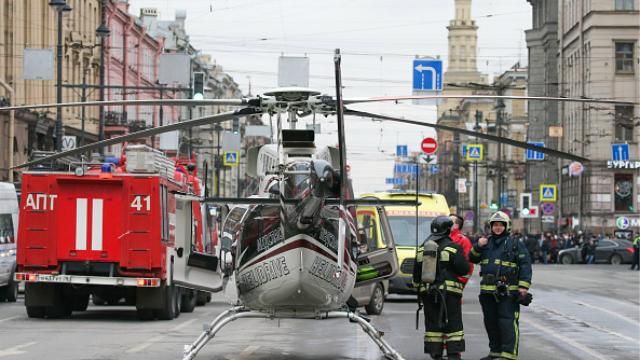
top-left (192, 72), bottom-right (205, 100)
top-left (232, 117), bottom-right (239, 134)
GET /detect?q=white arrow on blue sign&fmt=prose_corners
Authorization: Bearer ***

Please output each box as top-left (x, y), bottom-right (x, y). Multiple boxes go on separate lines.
top-left (412, 59), bottom-right (443, 91)
top-left (611, 143), bottom-right (629, 161)
top-left (526, 141), bottom-right (545, 161)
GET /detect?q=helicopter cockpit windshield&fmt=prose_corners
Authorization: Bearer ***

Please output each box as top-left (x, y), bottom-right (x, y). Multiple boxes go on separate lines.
top-left (283, 162), bottom-right (312, 199)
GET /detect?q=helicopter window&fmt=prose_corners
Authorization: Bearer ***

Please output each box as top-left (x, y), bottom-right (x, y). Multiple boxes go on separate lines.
top-left (283, 163), bottom-right (311, 198)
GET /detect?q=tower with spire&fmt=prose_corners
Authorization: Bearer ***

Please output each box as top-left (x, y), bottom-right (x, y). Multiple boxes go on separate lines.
top-left (444, 0), bottom-right (483, 83)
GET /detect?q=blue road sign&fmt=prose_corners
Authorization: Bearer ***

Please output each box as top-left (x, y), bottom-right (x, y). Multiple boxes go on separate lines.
top-left (466, 144), bottom-right (484, 161)
top-left (612, 143), bottom-right (629, 161)
top-left (540, 184), bottom-right (557, 202)
top-left (386, 178), bottom-right (406, 185)
top-left (396, 145), bottom-right (408, 157)
top-left (461, 144), bottom-right (467, 158)
top-left (526, 141), bottom-right (545, 161)
top-left (412, 59), bottom-right (443, 91)
top-left (395, 163), bottom-right (418, 175)
top-left (223, 151), bottom-right (239, 167)
top-left (429, 164), bottom-right (439, 174)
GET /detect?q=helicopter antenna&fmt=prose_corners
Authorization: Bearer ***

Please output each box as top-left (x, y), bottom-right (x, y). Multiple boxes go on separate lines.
top-left (334, 49), bottom-right (347, 278)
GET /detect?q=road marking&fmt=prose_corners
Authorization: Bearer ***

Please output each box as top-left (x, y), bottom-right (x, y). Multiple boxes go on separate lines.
top-left (0, 342), bottom-right (36, 357)
top-left (226, 345), bottom-right (260, 360)
top-left (126, 318), bottom-right (199, 353)
top-left (0, 316), bottom-right (19, 323)
top-left (525, 317), bottom-right (609, 360)
top-left (574, 300), bottom-right (640, 327)
top-left (537, 305), bottom-right (637, 343)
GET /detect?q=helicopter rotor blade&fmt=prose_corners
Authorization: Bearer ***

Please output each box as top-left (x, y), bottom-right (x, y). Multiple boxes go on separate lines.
top-left (0, 98), bottom-right (254, 113)
top-left (343, 94), bottom-right (638, 106)
top-left (344, 108), bottom-right (588, 163)
top-left (13, 107), bottom-right (262, 169)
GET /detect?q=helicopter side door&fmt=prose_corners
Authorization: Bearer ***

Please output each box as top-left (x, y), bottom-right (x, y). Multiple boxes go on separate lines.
top-left (172, 195), bottom-right (224, 293)
top-left (354, 205), bottom-right (399, 287)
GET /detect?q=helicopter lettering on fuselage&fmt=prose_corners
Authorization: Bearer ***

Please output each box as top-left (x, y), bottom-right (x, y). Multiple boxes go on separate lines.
top-left (237, 256), bottom-right (290, 293)
top-left (308, 256), bottom-right (349, 292)
top-left (256, 228), bottom-right (285, 253)
top-left (318, 226), bottom-right (338, 252)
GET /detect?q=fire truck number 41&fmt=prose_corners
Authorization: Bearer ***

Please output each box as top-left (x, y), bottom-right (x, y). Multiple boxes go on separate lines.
top-left (131, 195), bottom-right (151, 211)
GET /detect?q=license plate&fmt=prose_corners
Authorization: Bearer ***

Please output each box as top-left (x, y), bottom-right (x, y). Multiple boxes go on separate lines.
top-left (38, 274), bottom-right (72, 283)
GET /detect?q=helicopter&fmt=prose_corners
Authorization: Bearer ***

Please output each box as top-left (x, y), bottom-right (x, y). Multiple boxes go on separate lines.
top-left (2, 49), bottom-right (636, 360)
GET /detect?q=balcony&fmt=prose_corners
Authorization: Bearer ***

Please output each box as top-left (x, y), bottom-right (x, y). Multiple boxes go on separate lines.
top-left (105, 111), bottom-right (127, 126)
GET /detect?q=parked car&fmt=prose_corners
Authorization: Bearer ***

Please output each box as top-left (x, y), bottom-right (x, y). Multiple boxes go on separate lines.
top-left (0, 182), bottom-right (19, 302)
top-left (558, 239), bottom-right (634, 265)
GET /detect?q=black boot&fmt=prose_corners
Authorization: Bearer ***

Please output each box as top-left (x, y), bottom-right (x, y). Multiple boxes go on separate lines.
top-left (447, 353), bottom-right (462, 360)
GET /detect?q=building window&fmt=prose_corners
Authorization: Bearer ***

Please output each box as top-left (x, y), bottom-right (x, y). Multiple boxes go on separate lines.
top-left (614, 105), bottom-right (634, 142)
top-left (615, 0), bottom-right (634, 10)
top-left (614, 173), bottom-right (634, 212)
top-left (615, 42), bottom-right (634, 73)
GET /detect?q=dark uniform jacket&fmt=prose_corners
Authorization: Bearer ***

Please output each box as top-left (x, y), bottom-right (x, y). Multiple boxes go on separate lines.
top-left (469, 233), bottom-right (532, 294)
top-left (413, 235), bottom-right (470, 296)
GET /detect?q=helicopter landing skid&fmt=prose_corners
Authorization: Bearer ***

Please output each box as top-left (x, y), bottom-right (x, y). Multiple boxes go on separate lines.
top-left (182, 306), bottom-right (405, 360)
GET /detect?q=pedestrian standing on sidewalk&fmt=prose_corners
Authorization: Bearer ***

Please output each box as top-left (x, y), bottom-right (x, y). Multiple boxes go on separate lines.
top-left (630, 232), bottom-right (640, 271)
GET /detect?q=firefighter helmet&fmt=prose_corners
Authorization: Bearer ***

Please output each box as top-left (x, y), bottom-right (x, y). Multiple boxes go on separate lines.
top-left (431, 216), bottom-right (453, 236)
top-left (488, 211), bottom-right (511, 233)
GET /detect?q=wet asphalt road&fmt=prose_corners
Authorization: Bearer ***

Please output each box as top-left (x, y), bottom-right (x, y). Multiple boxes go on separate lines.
top-left (0, 264), bottom-right (638, 360)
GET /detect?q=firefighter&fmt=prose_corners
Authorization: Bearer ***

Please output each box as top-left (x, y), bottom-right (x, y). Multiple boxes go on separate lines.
top-left (631, 232), bottom-right (640, 271)
top-left (449, 214), bottom-right (474, 287)
top-left (413, 216), bottom-right (470, 360)
top-left (470, 211), bottom-right (532, 360)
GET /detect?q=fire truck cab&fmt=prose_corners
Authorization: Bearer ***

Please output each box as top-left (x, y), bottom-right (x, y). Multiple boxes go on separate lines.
top-left (15, 145), bottom-right (223, 320)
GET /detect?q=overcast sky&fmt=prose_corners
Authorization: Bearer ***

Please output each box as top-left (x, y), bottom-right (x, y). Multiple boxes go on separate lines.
top-left (128, 0), bottom-right (532, 194)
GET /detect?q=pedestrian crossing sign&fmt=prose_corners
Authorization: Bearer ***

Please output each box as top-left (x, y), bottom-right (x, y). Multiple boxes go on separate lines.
top-left (466, 144), bottom-right (484, 161)
top-left (540, 184), bottom-right (557, 202)
top-left (223, 151), bottom-right (239, 167)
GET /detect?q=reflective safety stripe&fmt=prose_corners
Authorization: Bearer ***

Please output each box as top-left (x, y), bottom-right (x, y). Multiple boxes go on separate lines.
top-left (500, 351), bottom-right (517, 360)
top-left (447, 335), bottom-right (464, 342)
top-left (446, 330), bottom-right (464, 337)
top-left (494, 259), bottom-right (517, 268)
top-left (480, 259), bottom-right (489, 265)
top-left (425, 331), bottom-right (444, 336)
top-left (508, 285), bottom-right (519, 291)
top-left (481, 285), bottom-right (497, 291)
top-left (489, 352), bottom-right (501, 357)
top-left (440, 286), bottom-right (463, 294)
top-left (471, 247), bottom-right (480, 256)
top-left (518, 280), bottom-right (530, 288)
top-left (444, 280), bottom-right (464, 289)
top-left (444, 246), bottom-right (457, 254)
top-left (425, 331), bottom-right (444, 342)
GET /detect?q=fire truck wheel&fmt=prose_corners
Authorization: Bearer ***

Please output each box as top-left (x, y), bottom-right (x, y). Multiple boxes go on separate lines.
top-left (181, 289), bottom-right (197, 313)
top-left (72, 294), bottom-right (90, 311)
top-left (26, 306), bottom-right (46, 318)
top-left (155, 283), bottom-right (177, 320)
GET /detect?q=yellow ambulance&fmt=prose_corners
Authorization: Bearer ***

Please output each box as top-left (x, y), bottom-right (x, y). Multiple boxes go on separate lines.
top-left (358, 191), bottom-right (450, 294)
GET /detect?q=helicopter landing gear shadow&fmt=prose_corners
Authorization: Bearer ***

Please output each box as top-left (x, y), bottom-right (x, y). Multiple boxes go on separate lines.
top-left (182, 306), bottom-right (405, 360)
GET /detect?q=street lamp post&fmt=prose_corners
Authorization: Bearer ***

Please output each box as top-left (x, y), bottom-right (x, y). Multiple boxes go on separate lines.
top-left (49, 0), bottom-right (71, 152)
top-left (96, 0), bottom-right (110, 148)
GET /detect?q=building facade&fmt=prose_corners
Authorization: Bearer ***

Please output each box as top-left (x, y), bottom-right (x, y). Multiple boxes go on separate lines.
top-left (0, 0), bottom-right (103, 182)
top-left (557, 0), bottom-right (639, 234)
top-left (525, 0), bottom-right (560, 234)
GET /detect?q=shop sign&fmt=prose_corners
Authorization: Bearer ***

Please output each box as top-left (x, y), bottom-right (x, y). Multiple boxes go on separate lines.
top-left (607, 160), bottom-right (640, 169)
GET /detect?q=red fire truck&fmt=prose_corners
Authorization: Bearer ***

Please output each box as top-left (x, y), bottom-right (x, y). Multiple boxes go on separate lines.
top-left (15, 145), bottom-right (223, 320)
